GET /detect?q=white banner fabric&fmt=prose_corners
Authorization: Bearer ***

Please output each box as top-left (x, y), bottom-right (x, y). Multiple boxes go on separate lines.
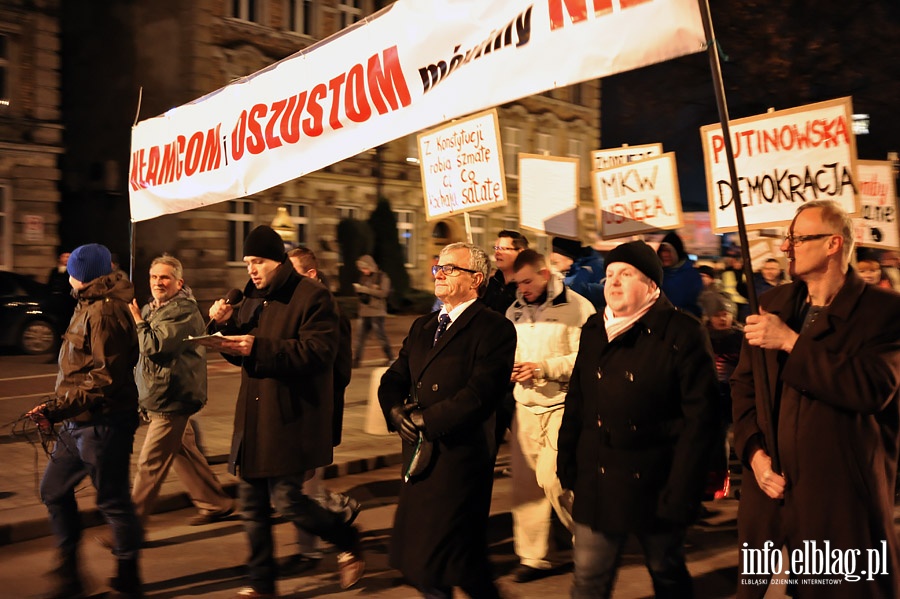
top-left (129, 0), bottom-right (705, 221)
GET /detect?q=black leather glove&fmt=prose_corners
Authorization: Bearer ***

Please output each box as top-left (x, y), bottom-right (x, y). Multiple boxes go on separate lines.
top-left (389, 403), bottom-right (419, 444)
top-left (409, 409), bottom-right (425, 433)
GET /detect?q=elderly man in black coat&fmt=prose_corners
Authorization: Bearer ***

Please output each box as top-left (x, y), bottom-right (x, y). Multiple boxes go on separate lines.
top-left (557, 240), bottom-right (719, 598)
top-left (209, 225), bottom-right (364, 599)
top-left (379, 242), bottom-right (517, 599)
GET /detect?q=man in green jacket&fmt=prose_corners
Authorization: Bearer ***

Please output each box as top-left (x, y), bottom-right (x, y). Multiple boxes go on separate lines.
top-left (129, 254), bottom-right (234, 527)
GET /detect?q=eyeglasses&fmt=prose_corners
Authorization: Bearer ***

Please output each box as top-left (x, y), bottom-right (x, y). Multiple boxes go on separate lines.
top-left (432, 264), bottom-right (478, 277)
top-left (782, 233), bottom-right (835, 246)
top-left (492, 246), bottom-right (517, 252)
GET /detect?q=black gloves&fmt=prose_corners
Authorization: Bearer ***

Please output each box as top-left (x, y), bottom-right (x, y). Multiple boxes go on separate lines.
top-left (389, 403), bottom-right (420, 444)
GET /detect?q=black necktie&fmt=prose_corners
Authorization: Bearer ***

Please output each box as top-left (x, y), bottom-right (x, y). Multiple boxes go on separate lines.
top-left (433, 313), bottom-right (451, 346)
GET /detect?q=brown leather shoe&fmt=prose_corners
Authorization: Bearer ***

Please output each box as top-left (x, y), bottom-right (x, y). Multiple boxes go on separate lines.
top-left (337, 551), bottom-right (365, 589)
top-left (189, 507), bottom-right (235, 526)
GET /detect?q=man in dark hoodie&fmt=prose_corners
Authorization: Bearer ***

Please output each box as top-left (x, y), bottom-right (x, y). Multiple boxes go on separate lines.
top-left (657, 231), bottom-right (703, 318)
top-left (27, 243), bottom-right (143, 599)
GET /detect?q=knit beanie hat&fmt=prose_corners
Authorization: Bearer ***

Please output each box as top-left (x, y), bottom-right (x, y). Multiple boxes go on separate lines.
top-left (605, 241), bottom-right (663, 287)
top-left (67, 243), bottom-right (112, 283)
top-left (243, 225), bottom-right (286, 263)
top-left (551, 236), bottom-right (583, 261)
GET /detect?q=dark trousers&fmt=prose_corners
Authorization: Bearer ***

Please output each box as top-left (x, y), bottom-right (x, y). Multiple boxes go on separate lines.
top-left (240, 473), bottom-right (359, 593)
top-left (354, 315), bottom-right (393, 362)
top-left (571, 522), bottom-right (692, 599)
top-left (40, 411), bottom-right (142, 561)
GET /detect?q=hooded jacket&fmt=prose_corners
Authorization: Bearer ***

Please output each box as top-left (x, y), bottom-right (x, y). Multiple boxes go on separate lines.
top-left (355, 255), bottom-right (391, 318)
top-left (49, 271), bottom-right (139, 423)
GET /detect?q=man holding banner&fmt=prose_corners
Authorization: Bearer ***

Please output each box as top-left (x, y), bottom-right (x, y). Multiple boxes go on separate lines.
top-left (732, 200), bottom-right (900, 596)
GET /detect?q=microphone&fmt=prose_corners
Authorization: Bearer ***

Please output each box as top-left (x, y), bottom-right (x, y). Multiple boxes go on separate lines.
top-left (205, 288), bottom-right (243, 331)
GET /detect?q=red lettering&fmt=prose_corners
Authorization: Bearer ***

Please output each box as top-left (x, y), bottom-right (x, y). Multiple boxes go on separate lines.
top-left (184, 131), bottom-right (204, 176)
top-left (304, 84), bottom-right (327, 137)
top-left (129, 149), bottom-right (145, 191)
top-left (345, 64), bottom-right (371, 123)
top-left (200, 125), bottom-right (221, 172)
top-left (246, 103), bottom-right (267, 155)
top-left (280, 92), bottom-right (307, 144)
top-left (328, 73), bottom-right (346, 130)
top-left (548, 0), bottom-right (616, 30)
top-left (266, 100), bottom-right (286, 149)
top-left (231, 110), bottom-right (247, 161)
top-left (159, 140), bottom-right (180, 184)
top-left (145, 146), bottom-right (160, 186)
top-left (712, 134), bottom-right (724, 164)
top-left (367, 46), bottom-right (411, 115)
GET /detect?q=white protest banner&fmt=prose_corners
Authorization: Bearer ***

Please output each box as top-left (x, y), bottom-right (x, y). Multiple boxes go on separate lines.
top-left (129, 0), bottom-right (706, 221)
top-left (854, 160), bottom-right (899, 250)
top-left (518, 154), bottom-right (578, 237)
top-left (591, 143), bottom-right (662, 171)
top-left (419, 109), bottom-right (506, 221)
top-left (701, 97), bottom-right (859, 233)
top-left (592, 152), bottom-right (683, 239)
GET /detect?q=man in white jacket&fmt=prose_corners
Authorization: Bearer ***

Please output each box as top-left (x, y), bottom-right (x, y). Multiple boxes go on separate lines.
top-left (505, 249), bottom-right (596, 583)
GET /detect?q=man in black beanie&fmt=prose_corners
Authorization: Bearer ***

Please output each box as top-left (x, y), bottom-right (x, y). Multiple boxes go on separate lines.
top-left (557, 240), bottom-right (718, 598)
top-left (209, 225), bottom-right (364, 597)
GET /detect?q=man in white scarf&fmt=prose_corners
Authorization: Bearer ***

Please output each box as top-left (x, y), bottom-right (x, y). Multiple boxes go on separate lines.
top-left (558, 240), bottom-right (719, 598)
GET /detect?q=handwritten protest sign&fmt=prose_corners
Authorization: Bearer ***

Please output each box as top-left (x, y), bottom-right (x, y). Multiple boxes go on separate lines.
top-left (701, 97), bottom-right (859, 233)
top-left (518, 154), bottom-right (579, 237)
top-left (418, 109), bottom-right (506, 221)
top-left (591, 143), bottom-right (662, 171)
top-left (592, 152), bottom-right (683, 239)
top-left (853, 160), bottom-right (899, 250)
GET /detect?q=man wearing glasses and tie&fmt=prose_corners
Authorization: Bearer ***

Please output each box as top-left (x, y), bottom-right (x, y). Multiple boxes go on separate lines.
top-left (378, 242), bottom-right (517, 599)
top-left (733, 199), bottom-right (900, 596)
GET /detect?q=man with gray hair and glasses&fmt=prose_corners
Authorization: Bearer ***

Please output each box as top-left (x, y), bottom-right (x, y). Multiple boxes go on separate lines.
top-left (733, 199), bottom-right (900, 596)
top-left (379, 243), bottom-right (516, 599)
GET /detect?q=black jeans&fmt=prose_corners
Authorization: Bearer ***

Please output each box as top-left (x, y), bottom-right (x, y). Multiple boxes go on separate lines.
top-left (40, 410), bottom-right (142, 561)
top-left (571, 522), bottom-right (692, 598)
top-left (240, 473), bottom-right (359, 593)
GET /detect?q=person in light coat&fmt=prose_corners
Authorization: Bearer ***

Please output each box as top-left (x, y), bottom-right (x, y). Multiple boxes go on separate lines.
top-left (505, 249), bottom-right (595, 583)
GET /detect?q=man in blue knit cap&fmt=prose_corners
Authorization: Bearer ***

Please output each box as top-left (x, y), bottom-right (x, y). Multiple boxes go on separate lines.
top-left (28, 243), bottom-right (143, 599)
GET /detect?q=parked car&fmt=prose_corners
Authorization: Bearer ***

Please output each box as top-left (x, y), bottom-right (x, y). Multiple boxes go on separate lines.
top-left (0, 270), bottom-right (74, 355)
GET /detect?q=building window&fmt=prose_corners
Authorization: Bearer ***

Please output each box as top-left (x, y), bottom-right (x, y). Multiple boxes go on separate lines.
top-left (468, 213), bottom-right (486, 252)
top-left (0, 184), bottom-right (10, 269)
top-left (503, 127), bottom-right (522, 178)
top-left (287, 0), bottom-right (317, 35)
top-left (0, 34), bottom-right (9, 109)
top-left (395, 209), bottom-right (415, 267)
top-left (338, 205), bottom-right (362, 221)
top-left (229, 0), bottom-right (263, 23)
top-left (227, 199), bottom-right (256, 263)
top-left (336, 0), bottom-right (372, 30)
top-left (285, 202), bottom-right (311, 246)
top-left (535, 132), bottom-right (553, 156)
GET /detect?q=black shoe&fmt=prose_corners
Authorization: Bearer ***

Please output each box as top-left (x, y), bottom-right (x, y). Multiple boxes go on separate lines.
top-left (279, 553), bottom-right (321, 577)
top-left (511, 564), bottom-right (550, 583)
top-left (110, 559), bottom-right (143, 599)
top-left (45, 579), bottom-right (85, 599)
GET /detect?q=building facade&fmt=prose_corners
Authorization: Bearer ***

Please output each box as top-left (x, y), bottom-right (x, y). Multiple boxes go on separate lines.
top-left (63, 0), bottom-right (601, 305)
top-left (0, 0), bottom-right (63, 280)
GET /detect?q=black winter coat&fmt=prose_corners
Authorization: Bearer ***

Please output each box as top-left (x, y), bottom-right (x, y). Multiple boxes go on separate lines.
top-left (557, 296), bottom-right (719, 534)
top-left (221, 262), bottom-right (339, 478)
top-left (378, 300), bottom-right (516, 588)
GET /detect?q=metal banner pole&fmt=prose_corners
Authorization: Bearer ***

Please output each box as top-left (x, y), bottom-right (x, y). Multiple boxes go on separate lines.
top-left (698, 0), bottom-right (779, 473)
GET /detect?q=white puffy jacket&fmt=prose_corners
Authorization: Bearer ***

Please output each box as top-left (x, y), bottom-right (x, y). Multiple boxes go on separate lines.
top-left (505, 273), bottom-right (596, 413)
